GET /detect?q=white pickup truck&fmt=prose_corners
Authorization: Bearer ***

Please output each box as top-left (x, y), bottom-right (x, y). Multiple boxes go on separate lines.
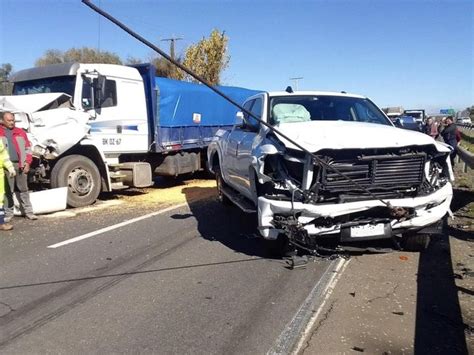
top-left (207, 90), bottom-right (454, 255)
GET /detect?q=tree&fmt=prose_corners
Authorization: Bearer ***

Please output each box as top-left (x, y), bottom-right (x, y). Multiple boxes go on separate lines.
top-left (151, 56), bottom-right (183, 79)
top-left (35, 47), bottom-right (122, 66)
top-left (125, 56), bottom-right (143, 65)
top-left (0, 63), bottom-right (13, 95)
top-left (177, 29), bottom-right (230, 85)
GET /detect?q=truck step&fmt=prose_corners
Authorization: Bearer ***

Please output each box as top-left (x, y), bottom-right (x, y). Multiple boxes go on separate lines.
top-left (111, 182), bottom-right (129, 190)
top-left (109, 172), bottom-right (127, 180)
top-left (108, 164), bottom-right (124, 172)
top-left (221, 185), bottom-right (256, 213)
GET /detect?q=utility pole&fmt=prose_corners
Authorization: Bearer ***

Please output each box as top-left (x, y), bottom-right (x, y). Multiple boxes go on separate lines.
top-left (161, 36), bottom-right (183, 60)
top-left (289, 77), bottom-right (303, 91)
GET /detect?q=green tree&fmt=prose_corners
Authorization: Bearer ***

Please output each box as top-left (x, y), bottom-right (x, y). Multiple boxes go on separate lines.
top-left (0, 63), bottom-right (13, 95)
top-left (35, 47), bottom-right (122, 66)
top-left (178, 29), bottom-right (230, 85)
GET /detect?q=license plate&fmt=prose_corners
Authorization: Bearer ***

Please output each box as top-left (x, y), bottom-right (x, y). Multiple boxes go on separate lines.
top-left (350, 224), bottom-right (385, 238)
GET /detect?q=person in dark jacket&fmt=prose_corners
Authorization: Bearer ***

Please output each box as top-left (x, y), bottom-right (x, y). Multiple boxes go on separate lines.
top-left (0, 111), bottom-right (38, 221)
top-left (440, 116), bottom-right (458, 165)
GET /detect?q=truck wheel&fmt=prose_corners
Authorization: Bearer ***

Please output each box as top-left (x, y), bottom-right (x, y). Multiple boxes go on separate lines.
top-left (215, 168), bottom-right (231, 206)
top-left (401, 233), bottom-right (431, 252)
top-left (51, 155), bottom-right (101, 208)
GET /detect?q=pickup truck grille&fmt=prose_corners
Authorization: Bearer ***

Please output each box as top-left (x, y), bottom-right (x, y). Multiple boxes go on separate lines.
top-left (322, 154), bottom-right (425, 192)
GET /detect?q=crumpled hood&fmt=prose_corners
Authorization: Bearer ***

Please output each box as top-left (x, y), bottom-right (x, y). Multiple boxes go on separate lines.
top-left (1, 93), bottom-right (91, 158)
top-left (0, 93), bottom-right (70, 113)
top-left (274, 121), bottom-right (450, 153)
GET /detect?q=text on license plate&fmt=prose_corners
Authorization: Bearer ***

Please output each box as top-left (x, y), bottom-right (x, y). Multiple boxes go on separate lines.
top-left (350, 224), bottom-right (385, 238)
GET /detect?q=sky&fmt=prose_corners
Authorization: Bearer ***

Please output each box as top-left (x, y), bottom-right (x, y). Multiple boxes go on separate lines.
top-left (0, 0), bottom-right (473, 113)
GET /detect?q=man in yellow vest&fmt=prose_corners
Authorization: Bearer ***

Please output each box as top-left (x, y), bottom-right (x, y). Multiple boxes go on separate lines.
top-left (0, 138), bottom-right (16, 230)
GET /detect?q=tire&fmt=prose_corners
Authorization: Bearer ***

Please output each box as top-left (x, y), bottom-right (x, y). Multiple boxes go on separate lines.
top-left (50, 155), bottom-right (101, 208)
top-left (401, 233), bottom-right (431, 252)
top-left (215, 167), bottom-right (231, 206)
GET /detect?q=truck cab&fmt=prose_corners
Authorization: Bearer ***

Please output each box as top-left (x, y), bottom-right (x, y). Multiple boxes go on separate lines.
top-left (12, 63), bottom-right (150, 155)
top-left (7, 63), bottom-right (154, 207)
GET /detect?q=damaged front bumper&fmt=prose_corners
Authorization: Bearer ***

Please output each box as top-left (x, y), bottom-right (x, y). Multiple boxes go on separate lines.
top-left (258, 182), bottom-right (452, 240)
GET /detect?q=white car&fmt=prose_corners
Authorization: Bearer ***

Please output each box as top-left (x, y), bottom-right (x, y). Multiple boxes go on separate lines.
top-left (456, 117), bottom-right (472, 124)
top-left (208, 90), bottom-right (453, 255)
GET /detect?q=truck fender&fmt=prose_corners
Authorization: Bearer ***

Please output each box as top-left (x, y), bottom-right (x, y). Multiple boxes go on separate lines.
top-left (79, 138), bottom-right (112, 192)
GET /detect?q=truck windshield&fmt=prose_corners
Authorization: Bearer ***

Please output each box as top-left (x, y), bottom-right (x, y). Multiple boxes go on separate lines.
top-left (13, 76), bottom-right (76, 97)
top-left (270, 95), bottom-right (391, 126)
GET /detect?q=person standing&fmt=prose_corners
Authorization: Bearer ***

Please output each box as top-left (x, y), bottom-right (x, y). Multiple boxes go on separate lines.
top-left (0, 139), bottom-right (16, 230)
top-left (423, 117), bottom-right (439, 139)
top-left (440, 116), bottom-right (458, 165)
top-left (0, 111), bottom-right (38, 221)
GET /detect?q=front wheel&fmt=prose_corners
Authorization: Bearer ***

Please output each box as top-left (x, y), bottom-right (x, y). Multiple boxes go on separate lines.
top-left (50, 155), bottom-right (101, 208)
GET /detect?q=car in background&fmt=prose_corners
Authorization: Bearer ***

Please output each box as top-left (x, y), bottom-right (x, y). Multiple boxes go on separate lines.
top-left (404, 109), bottom-right (425, 124)
top-left (394, 115), bottom-right (422, 132)
top-left (456, 117), bottom-right (472, 124)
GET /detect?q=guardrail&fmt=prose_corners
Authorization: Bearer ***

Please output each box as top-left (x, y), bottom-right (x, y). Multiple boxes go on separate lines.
top-left (456, 145), bottom-right (473, 173)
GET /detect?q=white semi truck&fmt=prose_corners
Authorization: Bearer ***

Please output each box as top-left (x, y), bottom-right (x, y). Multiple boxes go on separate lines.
top-left (0, 62), bottom-right (258, 207)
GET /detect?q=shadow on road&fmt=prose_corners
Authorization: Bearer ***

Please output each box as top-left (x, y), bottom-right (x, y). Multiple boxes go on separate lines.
top-left (451, 188), bottom-right (474, 215)
top-left (178, 186), bottom-right (272, 258)
top-left (414, 233), bottom-right (468, 354)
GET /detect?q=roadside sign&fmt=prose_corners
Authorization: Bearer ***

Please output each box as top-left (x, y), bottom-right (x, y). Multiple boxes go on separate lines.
top-left (440, 109), bottom-right (455, 115)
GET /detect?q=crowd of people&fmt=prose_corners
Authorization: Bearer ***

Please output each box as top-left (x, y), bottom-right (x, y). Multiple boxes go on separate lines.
top-left (0, 111), bottom-right (37, 232)
top-left (422, 115), bottom-right (462, 165)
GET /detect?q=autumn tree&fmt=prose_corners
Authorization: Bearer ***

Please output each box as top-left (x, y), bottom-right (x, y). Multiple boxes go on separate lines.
top-left (177, 29), bottom-right (230, 85)
top-left (0, 63), bottom-right (13, 95)
top-left (35, 47), bottom-right (122, 66)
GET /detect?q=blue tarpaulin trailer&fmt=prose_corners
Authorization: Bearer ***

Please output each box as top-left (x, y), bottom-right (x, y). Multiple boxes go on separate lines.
top-left (155, 77), bottom-right (260, 152)
top-left (132, 64), bottom-right (261, 154)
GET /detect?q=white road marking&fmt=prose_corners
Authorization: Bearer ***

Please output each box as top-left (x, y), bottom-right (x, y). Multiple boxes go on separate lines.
top-left (291, 258), bottom-right (350, 354)
top-left (268, 257), bottom-right (349, 355)
top-left (47, 203), bottom-right (187, 249)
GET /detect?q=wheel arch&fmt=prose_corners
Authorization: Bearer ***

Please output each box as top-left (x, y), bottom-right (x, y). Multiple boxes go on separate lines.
top-left (208, 147), bottom-right (221, 174)
top-left (53, 143), bottom-right (110, 192)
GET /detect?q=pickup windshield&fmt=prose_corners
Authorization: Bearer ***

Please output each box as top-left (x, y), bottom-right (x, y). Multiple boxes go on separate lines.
top-left (13, 75), bottom-right (76, 97)
top-left (270, 95), bottom-right (391, 126)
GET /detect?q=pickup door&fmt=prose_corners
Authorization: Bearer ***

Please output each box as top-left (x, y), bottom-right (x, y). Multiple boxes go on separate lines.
top-left (224, 97), bottom-right (263, 197)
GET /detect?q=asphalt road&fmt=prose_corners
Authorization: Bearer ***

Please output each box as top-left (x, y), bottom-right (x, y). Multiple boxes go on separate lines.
top-left (0, 192), bottom-right (336, 354)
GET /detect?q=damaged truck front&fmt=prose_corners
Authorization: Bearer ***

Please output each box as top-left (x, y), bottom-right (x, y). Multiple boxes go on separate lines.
top-left (208, 91), bottom-right (453, 254)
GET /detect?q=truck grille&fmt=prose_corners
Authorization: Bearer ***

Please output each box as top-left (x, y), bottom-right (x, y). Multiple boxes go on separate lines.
top-left (322, 154), bottom-right (425, 191)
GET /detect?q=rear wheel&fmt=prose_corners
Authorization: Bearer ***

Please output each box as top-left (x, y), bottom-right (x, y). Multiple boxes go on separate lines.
top-left (51, 155), bottom-right (101, 208)
top-left (215, 167), bottom-right (231, 205)
top-left (401, 232), bottom-right (431, 252)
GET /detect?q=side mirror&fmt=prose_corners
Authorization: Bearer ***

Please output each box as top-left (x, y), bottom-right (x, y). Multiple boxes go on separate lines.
top-left (235, 111), bottom-right (244, 125)
top-left (94, 75), bottom-right (107, 107)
